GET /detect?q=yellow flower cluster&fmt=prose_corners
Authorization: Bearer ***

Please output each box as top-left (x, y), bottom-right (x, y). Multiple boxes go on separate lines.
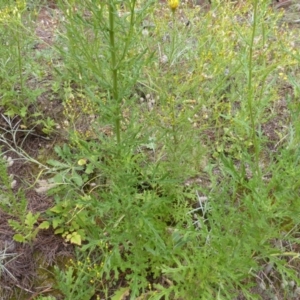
top-left (63, 86), bottom-right (99, 140)
top-left (0, 0), bottom-right (25, 22)
top-left (68, 256), bottom-right (104, 287)
top-left (168, 0), bottom-right (179, 12)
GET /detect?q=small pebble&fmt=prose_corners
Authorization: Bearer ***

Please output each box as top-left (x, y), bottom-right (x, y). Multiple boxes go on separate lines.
top-left (160, 54), bottom-right (168, 64)
top-left (7, 157), bottom-right (14, 167)
top-left (11, 180), bottom-right (17, 189)
top-left (289, 280), bottom-right (295, 288)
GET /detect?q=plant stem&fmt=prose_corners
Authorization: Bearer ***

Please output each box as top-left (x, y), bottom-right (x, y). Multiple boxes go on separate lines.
top-left (170, 10), bottom-right (176, 63)
top-left (16, 30), bottom-right (24, 102)
top-left (108, 1), bottom-right (121, 145)
top-left (247, 0), bottom-right (260, 175)
top-left (171, 98), bottom-right (178, 147)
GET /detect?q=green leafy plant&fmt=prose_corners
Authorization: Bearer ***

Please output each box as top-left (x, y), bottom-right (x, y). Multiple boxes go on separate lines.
top-left (35, 117), bottom-right (58, 135)
top-left (0, 0), bottom-right (43, 120)
top-left (8, 211), bottom-right (42, 243)
top-left (0, 155), bottom-right (47, 244)
top-left (54, 260), bottom-right (95, 300)
top-left (44, 142), bottom-right (101, 245)
top-left (56, 0), bottom-right (151, 145)
top-left (46, 0), bottom-right (300, 298)
top-left (1, 0), bottom-right (300, 298)
top-left (47, 195), bottom-right (91, 246)
top-left (0, 156), bottom-right (16, 208)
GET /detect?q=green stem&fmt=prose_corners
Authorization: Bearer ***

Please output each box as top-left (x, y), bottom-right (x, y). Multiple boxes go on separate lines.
top-left (108, 1), bottom-right (121, 145)
top-left (118, 0), bottom-right (136, 65)
top-left (172, 102), bottom-right (178, 147)
top-left (247, 0), bottom-right (260, 175)
top-left (16, 30), bottom-right (24, 102)
top-left (171, 10), bottom-right (176, 60)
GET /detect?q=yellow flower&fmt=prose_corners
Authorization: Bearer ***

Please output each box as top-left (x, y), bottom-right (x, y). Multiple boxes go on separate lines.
top-left (168, 0), bottom-right (179, 12)
top-left (78, 158), bottom-right (87, 166)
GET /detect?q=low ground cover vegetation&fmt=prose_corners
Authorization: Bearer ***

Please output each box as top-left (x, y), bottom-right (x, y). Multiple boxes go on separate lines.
top-left (1, 0), bottom-right (300, 299)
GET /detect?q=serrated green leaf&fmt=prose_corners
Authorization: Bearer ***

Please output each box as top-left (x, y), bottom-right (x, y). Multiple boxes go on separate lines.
top-left (52, 218), bottom-right (61, 229)
top-left (72, 171), bottom-right (83, 187)
top-left (39, 221), bottom-right (50, 229)
top-left (25, 212), bottom-right (40, 227)
top-left (8, 219), bottom-right (20, 230)
top-left (13, 233), bottom-right (25, 243)
top-left (20, 106), bottom-right (27, 118)
top-left (85, 163), bottom-right (94, 175)
top-left (24, 211), bottom-right (33, 226)
top-left (111, 287), bottom-right (130, 300)
top-left (54, 145), bottom-right (63, 156)
top-left (50, 205), bottom-right (63, 214)
top-left (54, 228), bottom-right (64, 234)
top-left (70, 232), bottom-right (82, 245)
top-left (70, 221), bottom-right (80, 231)
top-left (47, 159), bottom-right (70, 169)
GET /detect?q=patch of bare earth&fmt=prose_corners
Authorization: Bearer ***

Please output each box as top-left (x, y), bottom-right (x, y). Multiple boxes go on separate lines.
top-left (0, 3), bottom-right (72, 300)
top-left (0, 133), bottom-right (74, 299)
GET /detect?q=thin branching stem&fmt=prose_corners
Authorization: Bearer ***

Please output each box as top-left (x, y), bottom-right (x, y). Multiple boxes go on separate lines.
top-left (108, 1), bottom-right (121, 145)
top-left (16, 30), bottom-right (24, 102)
top-left (247, 0), bottom-right (260, 176)
top-left (0, 116), bottom-right (50, 170)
